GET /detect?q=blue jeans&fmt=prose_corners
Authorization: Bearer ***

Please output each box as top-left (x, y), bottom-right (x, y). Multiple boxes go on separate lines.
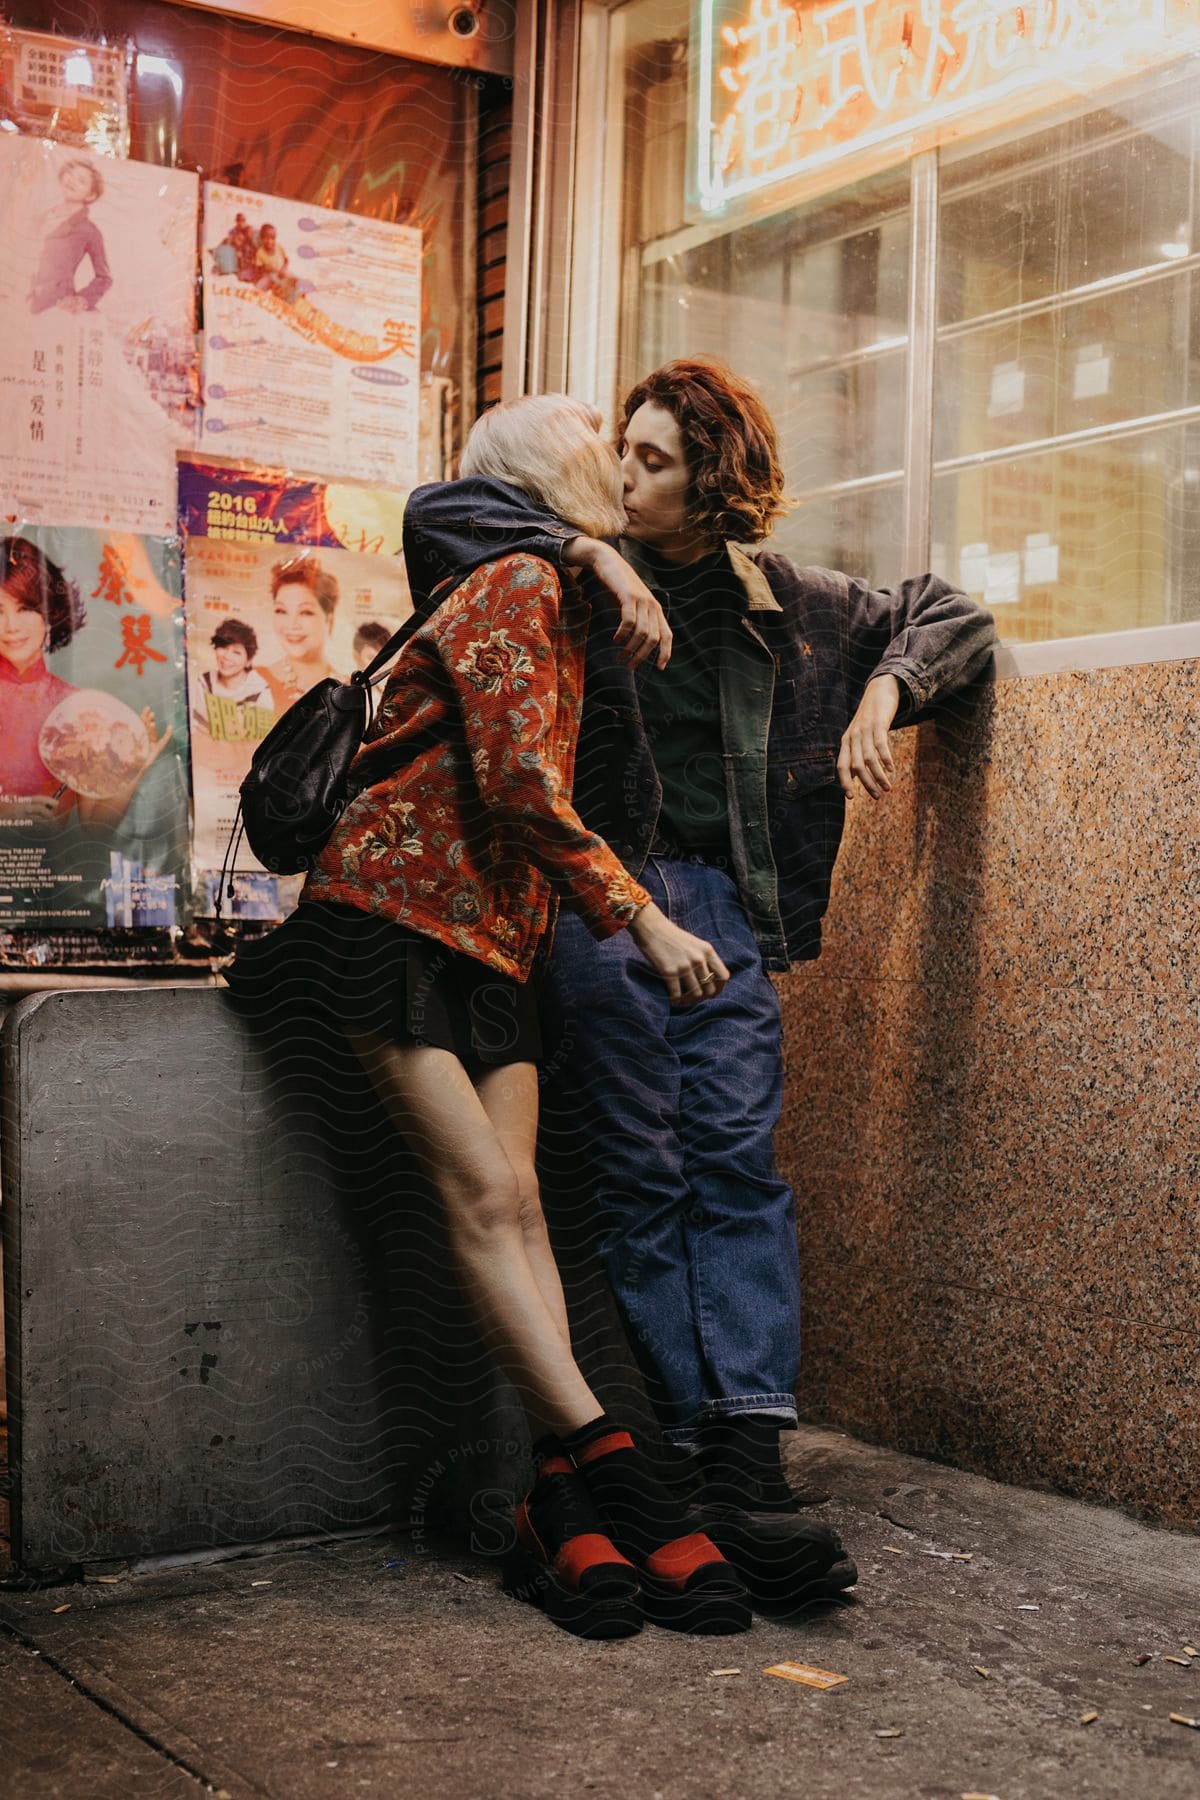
top-left (544, 857), bottom-right (801, 1444)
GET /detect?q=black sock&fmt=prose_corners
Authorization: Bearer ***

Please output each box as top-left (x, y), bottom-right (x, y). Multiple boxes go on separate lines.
top-left (517, 1434), bottom-right (635, 1595)
top-left (560, 1414), bottom-right (713, 1563)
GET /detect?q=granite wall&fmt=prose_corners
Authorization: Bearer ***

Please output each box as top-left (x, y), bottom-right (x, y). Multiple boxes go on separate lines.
top-left (778, 659), bottom-right (1200, 1530)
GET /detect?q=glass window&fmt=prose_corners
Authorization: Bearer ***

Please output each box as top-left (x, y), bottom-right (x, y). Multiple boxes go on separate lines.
top-left (599, 0), bottom-right (1200, 641)
top-left (935, 65), bottom-right (1200, 641)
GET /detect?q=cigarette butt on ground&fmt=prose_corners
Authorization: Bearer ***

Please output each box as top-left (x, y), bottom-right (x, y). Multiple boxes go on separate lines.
top-left (973, 1665), bottom-right (992, 1679)
top-left (1079, 1711), bottom-right (1099, 1725)
top-left (1169, 1714), bottom-right (1200, 1729)
top-left (52, 1604), bottom-right (71, 1614)
top-left (710, 1668), bottom-right (741, 1677)
top-left (763, 1662), bottom-right (848, 1690)
top-left (882, 1546), bottom-right (906, 1555)
top-left (875, 1728), bottom-right (904, 1738)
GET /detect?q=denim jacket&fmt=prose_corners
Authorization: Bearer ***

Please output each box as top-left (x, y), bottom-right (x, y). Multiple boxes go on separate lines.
top-left (403, 479), bottom-right (997, 970)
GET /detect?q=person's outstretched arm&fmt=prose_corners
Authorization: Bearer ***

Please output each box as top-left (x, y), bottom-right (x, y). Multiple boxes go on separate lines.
top-left (404, 477), bottom-right (671, 668)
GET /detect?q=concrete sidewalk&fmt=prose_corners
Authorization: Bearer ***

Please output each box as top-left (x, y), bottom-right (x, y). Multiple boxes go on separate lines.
top-left (2, 1428), bottom-right (1199, 1800)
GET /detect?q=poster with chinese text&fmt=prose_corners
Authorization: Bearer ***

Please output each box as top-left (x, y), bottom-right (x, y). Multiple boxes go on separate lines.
top-left (180, 460), bottom-right (411, 919)
top-left (0, 525), bottom-right (188, 931)
top-left (0, 26), bottom-right (129, 156)
top-left (177, 457), bottom-right (409, 559)
top-left (0, 136), bottom-right (198, 533)
top-left (201, 182), bottom-right (421, 488)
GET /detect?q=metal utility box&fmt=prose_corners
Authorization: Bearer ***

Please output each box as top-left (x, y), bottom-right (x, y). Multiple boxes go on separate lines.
top-left (1, 987), bottom-right (528, 1574)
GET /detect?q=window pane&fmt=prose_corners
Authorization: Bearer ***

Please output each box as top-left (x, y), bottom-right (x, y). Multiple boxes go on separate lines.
top-left (778, 484), bottom-right (905, 591)
top-left (932, 426), bottom-right (1200, 643)
top-left (935, 61), bottom-right (1200, 640)
top-left (611, 0), bottom-right (910, 582)
top-left (786, 352), bottom-right (907, 489)
top-left (939, 70), bottom-right (1199, 326)
top-left (935, 279), bottom-right (1192, 464)
top-left (631, 174), bottom-right (910, 573)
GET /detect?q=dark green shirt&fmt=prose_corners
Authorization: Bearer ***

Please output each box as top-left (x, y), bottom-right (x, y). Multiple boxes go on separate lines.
top-left (635, 549), bottom-right (739, 859)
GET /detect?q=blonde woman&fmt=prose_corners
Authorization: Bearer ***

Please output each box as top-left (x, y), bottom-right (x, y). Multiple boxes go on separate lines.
top-left (231, 396), bottom-right (748, 1639)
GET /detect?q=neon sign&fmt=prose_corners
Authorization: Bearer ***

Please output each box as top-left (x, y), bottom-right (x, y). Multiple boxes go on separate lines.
top-left (693, 0), bottom-right (1200, 214)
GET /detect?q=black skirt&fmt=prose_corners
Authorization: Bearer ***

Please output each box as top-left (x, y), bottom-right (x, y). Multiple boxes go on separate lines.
top-left (223, 900), bottom-right (543, 1067)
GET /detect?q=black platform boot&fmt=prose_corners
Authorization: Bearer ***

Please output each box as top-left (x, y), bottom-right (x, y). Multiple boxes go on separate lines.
top-left (696, 1417), bottom-right (858, 1610)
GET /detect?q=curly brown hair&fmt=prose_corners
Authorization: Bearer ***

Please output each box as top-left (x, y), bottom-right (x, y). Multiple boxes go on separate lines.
top-left (620, 357), bottom-right (789, 544)
top-left (0, 535), bottom-right (86, 653)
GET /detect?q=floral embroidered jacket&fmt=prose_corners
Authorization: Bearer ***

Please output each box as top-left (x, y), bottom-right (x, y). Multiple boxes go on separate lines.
top-left (302, 553), bottom-right (650, 980)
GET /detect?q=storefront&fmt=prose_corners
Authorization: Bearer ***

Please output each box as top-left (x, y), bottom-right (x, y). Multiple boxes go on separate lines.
top-left (543, 0), bottom-right (1200, 652)
top-left (0, 0), bottom-right (515, 974)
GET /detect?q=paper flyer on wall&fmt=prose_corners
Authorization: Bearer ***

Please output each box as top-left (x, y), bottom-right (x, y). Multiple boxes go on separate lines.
top-left (0, 526), bottom-right (189, 933)
top-left (179, 460), bottom-right (411, 919)
top-left (0, 136), bottom-right (197, 534)
top-left (200, 182), bottom-right (421, 488)
top-left (177, 457), bottom-right (410, 558)
top-left (0, 26), bottom-right (129, 155)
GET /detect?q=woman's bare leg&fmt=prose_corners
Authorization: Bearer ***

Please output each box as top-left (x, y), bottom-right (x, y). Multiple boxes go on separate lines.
top-left (346, 1028), bottom-right (599, 1439)
top-left (473, 1058), bottom-right (573, 1349)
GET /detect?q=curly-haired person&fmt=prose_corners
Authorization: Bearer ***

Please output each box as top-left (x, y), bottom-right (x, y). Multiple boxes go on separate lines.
top-left (259, 554), bottom-right (342, 713)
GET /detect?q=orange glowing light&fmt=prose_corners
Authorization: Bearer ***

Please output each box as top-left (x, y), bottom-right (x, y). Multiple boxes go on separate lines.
top-left (694, 0), bottom-right (1200, 214)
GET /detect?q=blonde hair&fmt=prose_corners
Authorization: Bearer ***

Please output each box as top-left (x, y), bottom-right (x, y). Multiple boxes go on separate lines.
top-left (460, 394), bottom-right (625, 539)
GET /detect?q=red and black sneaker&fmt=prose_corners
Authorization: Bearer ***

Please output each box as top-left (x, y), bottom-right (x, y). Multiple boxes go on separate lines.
top-left (502, 1454), bottom-right (642, 1640)
top-left (630, 1528), bottom-right (753, 1637)
top-left (566, 1420), bottom-right (751, 1636)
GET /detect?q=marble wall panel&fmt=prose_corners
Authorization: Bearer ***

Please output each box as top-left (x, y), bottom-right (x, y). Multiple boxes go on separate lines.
top-left (779, 659), bottom-right (1200, 1528)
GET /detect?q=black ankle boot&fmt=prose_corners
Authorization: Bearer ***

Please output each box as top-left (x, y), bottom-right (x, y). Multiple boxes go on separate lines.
top-left (696, 1418), bottom-right (856, 1610)
top-left (699, 1415), bottom-right (828, 1512)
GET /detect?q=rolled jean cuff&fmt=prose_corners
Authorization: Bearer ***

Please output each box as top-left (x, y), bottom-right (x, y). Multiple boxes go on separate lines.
top-left (661, 1395), bottom-right (799, 1445)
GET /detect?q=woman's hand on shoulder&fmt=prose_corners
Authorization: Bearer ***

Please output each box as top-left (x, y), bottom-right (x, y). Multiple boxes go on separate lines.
top-left (563, 538), bottom-right (672, 670)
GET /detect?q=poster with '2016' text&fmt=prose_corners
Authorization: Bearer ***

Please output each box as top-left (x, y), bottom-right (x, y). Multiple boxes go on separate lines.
top-left (181, 460), bottom-right (411, 919)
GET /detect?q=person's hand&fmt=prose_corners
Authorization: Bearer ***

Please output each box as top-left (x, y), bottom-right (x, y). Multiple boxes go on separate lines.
top-left (0, 794), bottom-right (62, 824)
top-left (563, 538), bottom-right (673, 669)
top-left (138, 707), bottom-right (174, 774)
top-left (837, 674), bottom-right (901, 800)
top-left (628, 901), bottom-right (730, 1006)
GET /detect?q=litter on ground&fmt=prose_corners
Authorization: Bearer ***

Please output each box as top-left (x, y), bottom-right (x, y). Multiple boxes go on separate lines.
top-left (763, 1662), bottom-right (848, 1690)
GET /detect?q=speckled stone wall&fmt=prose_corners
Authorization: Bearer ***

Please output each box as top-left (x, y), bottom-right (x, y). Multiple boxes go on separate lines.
top-left (777, 659), bottom-right (1200, 1530)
